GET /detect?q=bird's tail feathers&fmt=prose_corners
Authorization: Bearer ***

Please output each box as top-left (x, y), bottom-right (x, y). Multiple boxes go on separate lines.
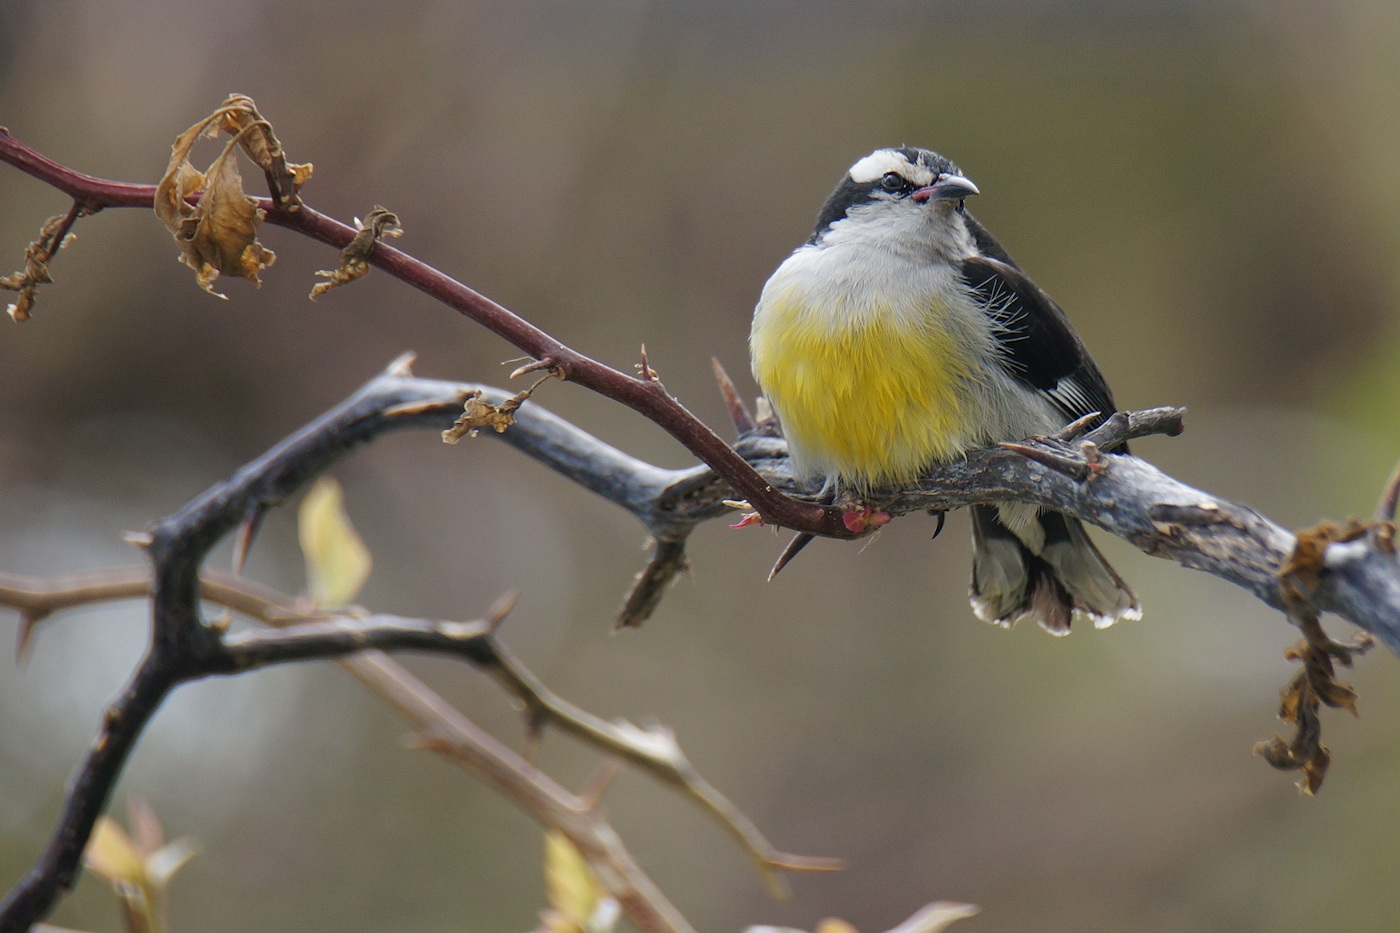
top-left (969, 505), bottom-right (1139, 635)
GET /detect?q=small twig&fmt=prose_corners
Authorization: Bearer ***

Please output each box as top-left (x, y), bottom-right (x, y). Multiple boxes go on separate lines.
top-left (616, 537), bottom-right (692, 629)
top-left (474, 638), bottom-right (844, 890)
top-left (2, 563), bottom-right (837, 921)
top-left (349, 653), bottom-right (696, 933)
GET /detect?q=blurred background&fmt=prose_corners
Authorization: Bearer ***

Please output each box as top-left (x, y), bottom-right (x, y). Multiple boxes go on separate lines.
top-left (3, 1), bottom-right (1400, 930)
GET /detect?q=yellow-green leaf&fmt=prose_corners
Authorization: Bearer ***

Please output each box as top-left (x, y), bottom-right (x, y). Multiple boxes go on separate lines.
top-left (298, 476), bottom-right (372, 608)
top-left (542, 831), bottom-right (615, 933)
top-left (83, 816), bottom-right (147, 889)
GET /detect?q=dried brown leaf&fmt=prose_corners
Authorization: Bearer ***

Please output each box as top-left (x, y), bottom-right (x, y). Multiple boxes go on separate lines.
top-left (442, 377), bottom-right (554, 444)
top-left (215, 94), bottom-right (311, 209)
top-left (154, 114), bottom-right (218, 238)
top-left (443, 393), bottom-right (514, 443)
top-left (155, 97), bottom-right (297, 298)
top-left (1258, 518), bottom-right (1382, 791)
top-left (185, 143), bottom-right (276, 296)
top-left (1313, 668), bottom-right (1360, 715)
top-left (3, 211), bottom-right (79, 322)
top-left (309, 206), bottom-right (402, 300)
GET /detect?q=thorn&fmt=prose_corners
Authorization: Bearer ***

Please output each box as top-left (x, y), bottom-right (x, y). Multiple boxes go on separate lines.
top-left (385, 352), bottom-right (417, 377)
top-left (579, 760), bottom-right (623, 811)
top-left (524, 707), bottom-right (546, 763)
top-left (636, 344), bottom-right (658, 382)
top-left (1376, 521), bottom-right (1396, 555)
top-left (383, 399), bottom-right (459, 418)
top-left (404, 732), bottom-right (431, 752)
top-left (509, 357), bottom-right (559, 380)
top-left (762, 852), bottom-right (847, 874)
top-left (999, 441), bottom-right (1090, 480)
top-left (1377, 457), bottom-right (1400, 524)
top-left (712, 358), bottom-right (756, 435)
top-left (769, 533), bottom-right (815, 580)
top-left (1050, 411), bottom-right (1102, 441)
top-left (730, 512), bottom-right (764, 529)
top-left (929, 510), bottom-right (947, 540)
top-left (16, 611), bottom-right (45, 665)
top-left (232, 505), bottom-right (265, 575)
top-left (122, 531), bottom-right (155, 549)
top-left (485, 590), bottom-right (520, 633)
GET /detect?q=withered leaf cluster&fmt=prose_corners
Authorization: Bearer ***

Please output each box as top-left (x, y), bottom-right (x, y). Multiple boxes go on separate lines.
top-left (154, 94), bottom-right (312, 299)
top-left (442, 391), bottom-right (526, 443)
top-left (2, 210), bottom-right (79, 322)
top-left (310, 206), bottom-right (402, 300)
top-left (443, 376), bottom-right (555, 444)
top-left (1255, 518), bottom-right (1378, 793)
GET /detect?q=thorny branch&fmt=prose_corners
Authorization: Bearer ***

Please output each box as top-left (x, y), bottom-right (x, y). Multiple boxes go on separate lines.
top-left (1, 569), bottom-right (833, 933)
top-left (0, 125), bottom-right (846, 539)
top-left (0, 355), bottom-right (844, 932)
top-left (5, 109), bottom-right (1400, 928)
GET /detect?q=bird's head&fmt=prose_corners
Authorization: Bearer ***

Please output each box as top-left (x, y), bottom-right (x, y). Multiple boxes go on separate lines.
top-left (809, 147), bottom-right (979, 254)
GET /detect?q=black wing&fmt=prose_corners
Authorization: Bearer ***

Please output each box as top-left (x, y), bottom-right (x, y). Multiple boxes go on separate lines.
top-left (959, 252), bottom-right (1119, 428)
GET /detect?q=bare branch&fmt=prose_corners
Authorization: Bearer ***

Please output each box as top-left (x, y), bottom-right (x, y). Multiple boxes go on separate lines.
top-left (353, 653), bottom-right (698, 933)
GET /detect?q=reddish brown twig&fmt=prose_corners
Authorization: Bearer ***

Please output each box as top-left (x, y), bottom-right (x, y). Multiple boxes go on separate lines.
top-left (0, 129), bottom-right (849, 540)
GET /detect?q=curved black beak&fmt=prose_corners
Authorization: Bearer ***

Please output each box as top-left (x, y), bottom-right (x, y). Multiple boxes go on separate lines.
top-left (911, 173), bottom-right (980, 203)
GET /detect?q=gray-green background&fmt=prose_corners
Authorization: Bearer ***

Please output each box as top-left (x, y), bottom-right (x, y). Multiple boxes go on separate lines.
top-left (3, 2), bottom-right (1400, 930)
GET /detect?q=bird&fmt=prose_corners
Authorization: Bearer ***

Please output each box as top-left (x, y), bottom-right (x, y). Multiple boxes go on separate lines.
top-left (749, 146), bottom-right (1139, 634)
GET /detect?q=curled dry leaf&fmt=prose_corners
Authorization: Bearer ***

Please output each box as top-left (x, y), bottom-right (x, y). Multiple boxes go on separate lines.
top-left (1255, 516), bottom-right (1382, 792)
top-left (215, 94), bottom-right (312, 210)
top-left (155, 95), bottom-right (311, 298)
top-left (309, 206), bottom-right (403, 300)
top-left (2, 211), bottom-right (78, 322)
top-left (443, 393), bottom-right (519, 442)
top-left (442, 376), bottom-right (554, 444)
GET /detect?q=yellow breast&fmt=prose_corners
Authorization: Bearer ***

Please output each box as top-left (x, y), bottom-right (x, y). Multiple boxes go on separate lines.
top-left (751, 291), bottom-right (975, 491)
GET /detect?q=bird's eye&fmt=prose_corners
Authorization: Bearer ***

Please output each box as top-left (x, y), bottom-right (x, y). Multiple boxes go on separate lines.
top-left (880, 172), bottom-right (906, 192)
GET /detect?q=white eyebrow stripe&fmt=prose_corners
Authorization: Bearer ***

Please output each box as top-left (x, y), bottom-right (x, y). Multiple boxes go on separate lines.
top-left (846, 149), bottom-right (934, 185)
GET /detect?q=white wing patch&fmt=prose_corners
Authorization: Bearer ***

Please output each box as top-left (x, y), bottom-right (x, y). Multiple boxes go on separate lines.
top-left (1042, 378), bottom-right (1100, 419)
